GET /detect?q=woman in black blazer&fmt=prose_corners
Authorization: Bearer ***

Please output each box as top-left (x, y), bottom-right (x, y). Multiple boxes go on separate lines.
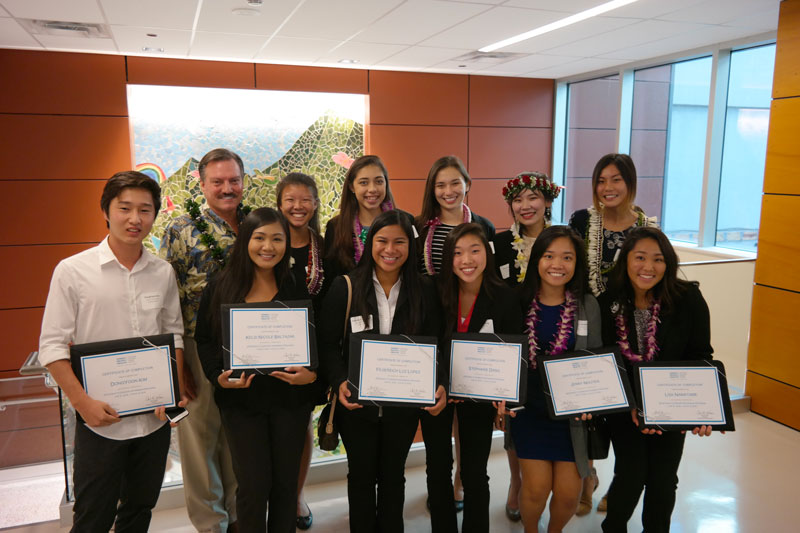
top-left (319, 210), bottom-right (446, 533)
top-left (437, 223), bottom-right (524, 533)
top-left (598, 227), bottom-right (716, 533)
top-left (195, 208), bottom-right (318, 533)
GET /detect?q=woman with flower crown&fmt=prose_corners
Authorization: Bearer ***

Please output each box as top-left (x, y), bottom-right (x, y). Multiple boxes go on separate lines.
top-left (506, 225), bottom-right (602, 533)
top-left (598, 227), bottom-right (715, 533)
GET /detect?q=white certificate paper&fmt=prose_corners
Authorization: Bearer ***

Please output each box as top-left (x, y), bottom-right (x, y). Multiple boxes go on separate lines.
top-left (358, 340), bottom-right (437, 405)
top-left (229, 308), bottom-right (310, 369)
top-left (449, 340), bottom-right (521, 402)
top-left (542, 353), bottom-right (629, 416)
top-left (81, 346), bottom-right (175, 415)
top-left (639, 366), bottom-right (725, 425)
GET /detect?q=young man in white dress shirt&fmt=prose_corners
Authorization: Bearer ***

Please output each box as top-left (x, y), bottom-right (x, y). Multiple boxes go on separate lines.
top-left (39, 171), bottom-right (186, 532)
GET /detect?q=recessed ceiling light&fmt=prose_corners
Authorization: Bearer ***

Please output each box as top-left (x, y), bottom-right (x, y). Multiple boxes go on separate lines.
top-left (480, 0), bottom-right (640, 52)
top-left (338, 59), bottom-right (359, 64)
top-left (142, 47), bottom-right (164, 53)
top-left (232, 8), bottom-right (260, 16)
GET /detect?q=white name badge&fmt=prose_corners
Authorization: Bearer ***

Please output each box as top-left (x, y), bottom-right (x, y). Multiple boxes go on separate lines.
top-left (351, 315), bottom-right (373, 333)
top-left (489, 241), bottom-right (495, 254)
top-left (577, 320), bottom-right (588, 337)
top-left (142, 292), bottom-right (163, 310)
top-left (500, 264), bottom-right (510, 279)
top-left (413, 225), bottom-right (420, 238)
top-left (479, 319), bottom-right (494, 333)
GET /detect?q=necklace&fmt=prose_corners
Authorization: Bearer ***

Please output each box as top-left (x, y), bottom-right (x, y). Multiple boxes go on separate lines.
top-left (306, 228), bottom-right (324, 295)
top-left (614, 300), bottom-right (661, 362)
top-left (185, 198), bottom-right (251, 267)
top-left (510, 221), bottom-right (548, 283)
top-left (423, 204), bottom-right (471, 276)
top-left (525, 291), bottom-right (576, 368)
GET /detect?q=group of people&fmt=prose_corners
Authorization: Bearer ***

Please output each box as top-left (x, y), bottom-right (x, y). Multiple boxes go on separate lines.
top-left (38, 147), bottom-right (717, 533)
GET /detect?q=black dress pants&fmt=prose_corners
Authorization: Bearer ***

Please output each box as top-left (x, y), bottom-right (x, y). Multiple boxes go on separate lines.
top-left (601, 413), bottom-right (686, 533)
top-left (221, 403), bottom-right (312, 533)
top-left (338, 406), bottom-right (419, 533)
top-left (71, 421), bottom-right (170, 533)
top-left (420, 403), bottom-right (457, 533)
top-left (455, 402), bottom-right (496, 533)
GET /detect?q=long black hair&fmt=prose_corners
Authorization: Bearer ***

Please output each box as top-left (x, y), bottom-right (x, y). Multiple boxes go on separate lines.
top-left (607, 226), bottom-right (689, 313)
top-left (349, 210), bottom-right (423, 335)
top-left (520, 225), bottom-right (587, 306)
top-left (438, 223), bottom-right (505, 333)
top-left (209, 207), bottom-right (292, 338)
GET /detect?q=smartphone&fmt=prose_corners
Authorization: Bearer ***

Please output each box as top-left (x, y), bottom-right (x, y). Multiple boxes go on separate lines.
top-left (166, 407), bottom-right (189, 424)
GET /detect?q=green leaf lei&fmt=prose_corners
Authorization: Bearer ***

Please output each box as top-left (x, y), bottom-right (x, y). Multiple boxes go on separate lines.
top-left (185, 198), bottom-right (252, 267)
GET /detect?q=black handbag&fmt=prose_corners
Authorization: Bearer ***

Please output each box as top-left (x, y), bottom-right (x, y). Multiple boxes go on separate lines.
top-left (586, 416), bottom-right (611, 460)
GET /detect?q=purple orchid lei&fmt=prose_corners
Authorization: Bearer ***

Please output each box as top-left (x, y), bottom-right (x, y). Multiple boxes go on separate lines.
top-left (422, 203), bottom-right (472, 276)
top-left (306, 229), bottom-right (324, 296)
top-left (614, 300), bottom-right (661, 362)
top-left (525, 290), bottom-right (577, 368)
top-left (353, 200), bottom-right (394, 264)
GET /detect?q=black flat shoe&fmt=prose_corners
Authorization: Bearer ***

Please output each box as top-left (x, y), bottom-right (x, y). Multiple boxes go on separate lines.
top-left (296, 509), bottom-right (313, 530)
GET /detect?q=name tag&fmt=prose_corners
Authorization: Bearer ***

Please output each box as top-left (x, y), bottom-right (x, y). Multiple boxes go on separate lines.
top-left (577, 320), bottom-right (588, 337)
top-left (351, 315), bottom-right (373, 333)
top-left (479, 319), bottom-right (495, 333)
top-left (489, 241), bottom-right (495, 254)
top-left (500, 264), bottom-right (510, 279)
top-left (412, 225), bottom-right (420, 238)
top-left (305, 265), bottom-right (309, 274)
top-left (142, 292), bottom-right (162, 310)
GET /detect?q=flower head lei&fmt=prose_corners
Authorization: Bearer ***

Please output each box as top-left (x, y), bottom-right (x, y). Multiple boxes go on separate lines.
top-left (422, 204), bottom-right (472, 276)
top-left (185, 198), bottom-right (251, 267)
top-left (614, 300), bottom-right (661, 362)
top-left (353, 200), bottom-right (394, 264)
top-left (525, 290), bottom-right (577, 368)
top-left (306, 229), bottom-right (324, 295)
top-left (502, 172), bottom-right (563, 203)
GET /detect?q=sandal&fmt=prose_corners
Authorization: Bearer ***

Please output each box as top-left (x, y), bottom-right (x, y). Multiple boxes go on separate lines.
top-left (575, 467), bottom-right (598, 517)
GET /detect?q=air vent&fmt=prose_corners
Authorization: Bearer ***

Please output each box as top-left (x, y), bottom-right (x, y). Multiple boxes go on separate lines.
top-left (451, 51), bottom-right (527, 64)
top-left (18, 19), bottom-right (111, 38)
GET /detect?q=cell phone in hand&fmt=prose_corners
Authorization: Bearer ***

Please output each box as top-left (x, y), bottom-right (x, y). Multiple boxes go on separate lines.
top-left (166, 407), bottom-right (189, 424)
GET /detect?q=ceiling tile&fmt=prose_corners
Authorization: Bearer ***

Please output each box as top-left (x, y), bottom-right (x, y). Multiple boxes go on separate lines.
top-left (190, 31), bottom-right (267, 60)
top-left (481, 53), bottom-right (580, 74)
top-left (0, 17), bottom-right (41, 48)
top-left (35, 34), bottom-right (117, 53)
top-left (609, 0), bottom-right (706, 19)
top-left (527, 56), bottom-right (627, 79)
top-left (438, 0), bottom-right (504, 4)
top-left (658, 0), bottom-right (779, 25)
top-left (502, 15), bottom-right (639, 54)
top-left (376, 45), bottom-right (471, 69)
top-left (598, 25), bottom-right (752, 61)
top-left (278, 0), bottom-right (404, 41)
top-left (354, 0), bottom-right (490, 45)
top-left (722, 5), bottom-right (779, 31)
top-left (0, 5), bottom-right (10, 16)
top-left (503, 0), bottom-right (605, 14)
top-left (316, 40), bottom-right (407, 67)
top-left (196, 0), bottom-right (298, 36)
top-left (110, 26), bottom-right (191, 56)
top-left (0, 0), bottom-right (104, 23)
top-left (255, 36), bottom-right (340, 63)
top-left (100, 0), bottom-right (198, 30)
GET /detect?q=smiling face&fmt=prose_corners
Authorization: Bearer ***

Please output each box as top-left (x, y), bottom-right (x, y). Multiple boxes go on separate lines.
top-left (247, 222), bottom-right (287, 272)
top-left (595, 163), bottom-right (629, 210)
top-left (512, 188), bottom-right (550, 232)
top-left (371, 224), bottom-right (409, 277)
top-left (279, 183), bottom-right (317, 231)
top-left (626, 238), bottom-right (666, 299)
top-left (199, 159), bottom-right (244, 217)
top-left (537, 237), bottom-right (576, 292)
top-left (452, 233), bottom-right (486, 287)
top-left (105, 187), bottom-right (156, 248)
top-left (434, 166), bottom-right (468, 213)
top-left (350, 164), bottom-right (387, 212)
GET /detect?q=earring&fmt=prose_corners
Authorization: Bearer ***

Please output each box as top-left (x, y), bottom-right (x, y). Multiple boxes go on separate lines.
top-left (545, 206), bottom-right (552, 220)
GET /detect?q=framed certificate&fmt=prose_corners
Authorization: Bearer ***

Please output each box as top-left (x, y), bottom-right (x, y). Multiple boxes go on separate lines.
top-left (448, 333), bottom-right (527, 405)
top-left (70, 334), bottom-right (179, 417)
top-left (538, 348), bottom-right (633, 420)
top-left (633, 360), bottom-right (735, 431)
top-left (348, 333), bottom-right (438, 408)
top-left (222, 300), bottom-right (316, 376)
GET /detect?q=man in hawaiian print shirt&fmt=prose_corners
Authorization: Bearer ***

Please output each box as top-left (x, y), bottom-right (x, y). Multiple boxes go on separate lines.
top-left (160, 148), bottom-right (248, 533)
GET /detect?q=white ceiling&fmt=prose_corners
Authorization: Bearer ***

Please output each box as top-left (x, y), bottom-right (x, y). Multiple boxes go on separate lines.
top-left (0, 0), bottom-right (779, 79)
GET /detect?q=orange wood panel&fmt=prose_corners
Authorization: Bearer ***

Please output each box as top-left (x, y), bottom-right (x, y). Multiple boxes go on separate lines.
top-left (466, 179), bottom-right (512, 230)
top-left (369, 125), bottom-right (468, 180)
top-left (0, 181), bottom-right (107, 245)
top-left (389, 179), bottom-right (426, 216)
top-left (127, 56), bottom-right (255, 88)
top-left (745, 371), bottom-right (800, 430)
top-left (0, 396), bottom-right (59, 432)
top-left (763, 98), bottom-right (800, 195)
top-left (0, 426), bottom-right (63, 468)
top-left (773, 0), bottom-right (800, 99)
top-left (369, 71), bottom-right (468, 126)
top-left (0, 115), bottom-right (132, 180)
top-left (256, 64), bottom-right (368, 93)
top-left (0, 50), bottom-right (127, 116)
top-left (469, 76), bottom-right (554, 128)
top-left (753, 194), bottom-right (800, 293)
top-left (0, 308), bottom-right (46, 372)
top-left (468, 127), bottom-right (552, 180)
top-left (747, 285), bottom-right (800, 388)
top-left (0, 244), bottom-right (95, 308)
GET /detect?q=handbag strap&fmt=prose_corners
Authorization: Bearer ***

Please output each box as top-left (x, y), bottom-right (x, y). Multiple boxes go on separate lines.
top-left (326, 274), bottom-right (353, 431)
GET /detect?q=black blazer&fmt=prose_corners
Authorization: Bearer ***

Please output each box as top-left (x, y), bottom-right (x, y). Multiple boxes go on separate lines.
top-left (196, 274), bottom-right (321, 410)
top-left (493, 229), bottom-right (522, 287)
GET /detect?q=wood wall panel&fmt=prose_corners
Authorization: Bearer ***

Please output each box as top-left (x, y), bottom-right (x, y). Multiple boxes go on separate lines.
top-left (763, 98), bottom-right (800, 195)
top-left (0, 115), bottom-right (132, 180)
top-left (256, 64), bottom-right (368, 93)
top-left (127, 57), bottom-right (255, 88)
top-left (469, 76), bottom-right (553, 128)
top-left (389, 180), bottom-right (426, 215)
top-left (0, 245), bottom-right (95, 308)
top-left (745, 371), bottom-right (800, 430)
top-left (0, 425), bottom-right (62, 468)
top-left (369, 71), bottom-right (468, 126)
top-left (0, 308), bottom-right (45, 372)
top-left (467, 179), bottom-right (511, 230)
top-left (772, 0), bottom-right (800, 99)
top-left (0, 50), bottom-right (127, 116)
top-left (369, 125), bottom-right (468, 180)
top-left (0, 181), bottom-right (107, 245)
top-left (753, 195), bottom-right (800, 293)
top-left (468, 127), bottom-right (552, 180)
top-left (747, 285), bottom-right (800, 388)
